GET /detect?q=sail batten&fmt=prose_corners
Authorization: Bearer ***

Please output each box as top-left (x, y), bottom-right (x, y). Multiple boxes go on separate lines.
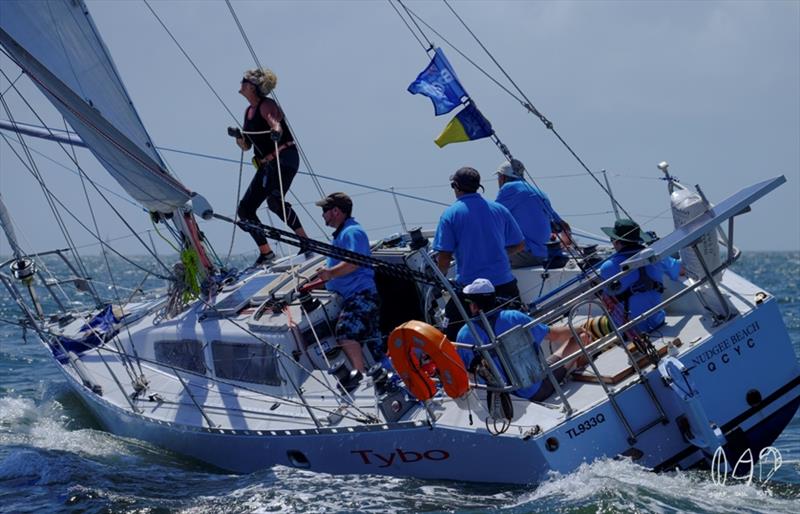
top-left (0, 0), bottom-right (192, 213)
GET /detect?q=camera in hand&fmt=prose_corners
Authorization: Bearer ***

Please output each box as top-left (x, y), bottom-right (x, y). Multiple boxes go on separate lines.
top-left (227, 126), bottom-right (242, 139)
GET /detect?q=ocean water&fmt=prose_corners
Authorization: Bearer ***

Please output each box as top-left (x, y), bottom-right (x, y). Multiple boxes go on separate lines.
top-left (1, 252), bottom-right (798, 513)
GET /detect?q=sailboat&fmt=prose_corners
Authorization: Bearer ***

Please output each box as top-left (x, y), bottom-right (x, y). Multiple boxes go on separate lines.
top-left (1, 0), bottom-right (798, 485)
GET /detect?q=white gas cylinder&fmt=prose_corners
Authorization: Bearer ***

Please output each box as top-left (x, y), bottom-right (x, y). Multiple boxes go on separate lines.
top-left (670, 187), bottom-right (721, 278)
top-left (670, 186), bottom-right (729, 318)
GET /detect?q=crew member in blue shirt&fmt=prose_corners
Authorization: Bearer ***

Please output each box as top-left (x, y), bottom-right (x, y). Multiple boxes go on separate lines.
top-left (585, 218), bottom-right (683, 339)
top-left (315, 192), bottom-right (380, 373)
top-left (455, 279), bottom-right (590, 402)
top-left (434, 166), bottom-right (525, 340)
top-left (495, 158), bottom-right (571, 268)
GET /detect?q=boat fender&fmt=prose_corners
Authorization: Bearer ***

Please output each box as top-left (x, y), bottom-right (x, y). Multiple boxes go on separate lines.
top-left (387, 321), bottom-right (469, 402)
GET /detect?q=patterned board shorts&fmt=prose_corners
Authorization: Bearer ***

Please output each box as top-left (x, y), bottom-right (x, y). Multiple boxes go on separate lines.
top-left (336, 289), bottom-right (381, 349)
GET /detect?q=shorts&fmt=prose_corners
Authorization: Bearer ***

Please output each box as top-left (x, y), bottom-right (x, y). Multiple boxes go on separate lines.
top-left (336, 289), bottom-right (381, 351)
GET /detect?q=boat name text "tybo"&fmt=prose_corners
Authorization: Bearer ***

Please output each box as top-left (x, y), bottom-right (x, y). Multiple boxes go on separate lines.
top-left (351, 448), bottom-right (450, 467)
top-left (691, 321), bottom-right (760, 373)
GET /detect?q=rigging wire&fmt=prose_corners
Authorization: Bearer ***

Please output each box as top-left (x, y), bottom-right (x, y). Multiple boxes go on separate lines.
top-left (440, 0), bottom-right (635, 223)
top-left (145, 146), bottom-right (452, 208)
top-left (141, 0), bottom-right (240, 126)
top-left (3, 310), bottom-right (373, 423)
top-left (393, 4), bottom-right (523, 112)
top-left (0, 94), bottom-right (96, 297)
top-left (394, 2), bottom-right (638, 228)
top-left (0, 48), bottom-right (191, 219)
top-left (3, 124), bottom-right (653, 187)
top-left (213, 214), bottom-right (440, 286)
top-left (141, 0), bottom-right (325, 248)
top-left (223, 0), bottom-right (327, 199)
top-left (0, 71), bottom-right (24, 98)
top-left (384, 5), bottom-right (606, 301)
top-left (1, 135), bottom-right (144, 209)
top-left (63, 116), bottom-right (104, 304)
top-left (389, 2), bottom-right (617, 279)
top-left (224, 150), bottom-right (245, 266)
top-left (64, 116), bottom-right (145, 377)
top-left (0, 68), bottom-right (175, 277)
top-left (390, 0), bottom-right (432, 51)
top-left (1, 120), bottom-right (624, 244)
top-left (0, 133), bottom-right (173, 280)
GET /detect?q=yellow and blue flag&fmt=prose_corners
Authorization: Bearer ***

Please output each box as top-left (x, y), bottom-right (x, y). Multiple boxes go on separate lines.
top-left (435, 103), bottom-right (494, 148)
top-left (407, 48), bottom-right (467, 116)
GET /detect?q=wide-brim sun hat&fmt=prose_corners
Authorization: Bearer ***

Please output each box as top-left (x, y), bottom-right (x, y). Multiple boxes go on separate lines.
top-left (601, 218), bottom-right (654, 244)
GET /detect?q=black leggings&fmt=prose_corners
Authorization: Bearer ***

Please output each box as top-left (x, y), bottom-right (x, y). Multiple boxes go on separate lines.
top-left (237, 146), bottom-right (303, 246)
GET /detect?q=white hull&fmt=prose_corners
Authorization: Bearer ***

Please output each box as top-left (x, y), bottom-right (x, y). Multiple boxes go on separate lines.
top-left (56, 275), bottom-right (800, 484)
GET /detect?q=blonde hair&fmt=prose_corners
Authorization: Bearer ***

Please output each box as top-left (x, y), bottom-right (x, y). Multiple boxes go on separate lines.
top-left (243, 68), bottom-right (277, 97)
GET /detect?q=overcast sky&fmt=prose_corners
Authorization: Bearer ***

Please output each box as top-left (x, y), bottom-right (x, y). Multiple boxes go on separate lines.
top-left (1, 0), bottom-right (798, 259)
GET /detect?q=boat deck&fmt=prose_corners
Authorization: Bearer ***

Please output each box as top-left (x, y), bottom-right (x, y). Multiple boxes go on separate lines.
top-left (56, 267), bottom-right (769, 439)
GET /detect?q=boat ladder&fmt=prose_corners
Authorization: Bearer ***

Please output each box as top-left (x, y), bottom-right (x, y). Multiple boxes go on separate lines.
top-left (567, 300), bottom-right (669, 444)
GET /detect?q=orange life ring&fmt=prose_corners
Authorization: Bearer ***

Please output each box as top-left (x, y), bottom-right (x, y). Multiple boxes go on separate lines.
top-left (387, 320), bottom-right (470, 402)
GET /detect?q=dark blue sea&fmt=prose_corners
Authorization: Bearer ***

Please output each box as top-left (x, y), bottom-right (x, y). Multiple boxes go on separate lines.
top-left (1, 252), bottom-right (798, 513)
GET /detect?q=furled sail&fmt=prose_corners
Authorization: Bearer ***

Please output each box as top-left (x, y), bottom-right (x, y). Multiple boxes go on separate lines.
top-left (0, 193), bottom-right (23, 259)
top-left (0, 0), bottom-right (191, 213)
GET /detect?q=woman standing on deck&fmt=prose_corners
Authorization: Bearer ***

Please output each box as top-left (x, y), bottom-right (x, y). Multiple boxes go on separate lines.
top-left (235, 68), bottom-right (308, 265)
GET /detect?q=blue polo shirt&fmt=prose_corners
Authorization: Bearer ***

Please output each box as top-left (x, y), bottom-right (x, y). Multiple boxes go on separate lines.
top-left (599, 250), bottom-right (682, 332)
top-left (433, 193), bottom-right (523, 286)
top-left (456, 309), bottom-right (550, 399)
top-left (496, 179), bottom-right (563, 258)
top-left (325, 217), bottom-right (377, 299)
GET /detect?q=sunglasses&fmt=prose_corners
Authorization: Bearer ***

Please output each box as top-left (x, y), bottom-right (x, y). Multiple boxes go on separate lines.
top-left (322, 205), bottom-right (336, 213)
top-left (450, 182), bottom-right (459, 190)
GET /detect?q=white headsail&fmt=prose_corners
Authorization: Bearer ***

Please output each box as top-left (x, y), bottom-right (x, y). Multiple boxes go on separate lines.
top-left (0, 0), bottom-right (191, 214)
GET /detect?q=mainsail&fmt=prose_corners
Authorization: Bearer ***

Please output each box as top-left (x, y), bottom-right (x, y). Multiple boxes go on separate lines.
top-left (0, 0), bottom-right (191, 213)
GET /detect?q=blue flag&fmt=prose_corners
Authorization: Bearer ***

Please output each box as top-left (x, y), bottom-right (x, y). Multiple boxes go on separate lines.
top-left (435, 103), bottom-right (494, 147)
top-left (407, 48), bottom-right (467, 115)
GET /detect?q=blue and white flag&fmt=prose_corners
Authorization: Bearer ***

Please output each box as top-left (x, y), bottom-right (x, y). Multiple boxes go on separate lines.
top-left (407, 47), bottom-right (467, 115)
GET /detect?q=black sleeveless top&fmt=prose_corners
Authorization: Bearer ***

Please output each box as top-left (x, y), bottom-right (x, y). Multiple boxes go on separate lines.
top-left (242, 99), bottom-right (295, 160)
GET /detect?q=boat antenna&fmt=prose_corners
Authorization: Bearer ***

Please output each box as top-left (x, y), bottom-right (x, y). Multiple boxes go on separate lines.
top-left (602, 169), bottom-right (622, 221)
top-left (436, 0), bottom-right (636, 223)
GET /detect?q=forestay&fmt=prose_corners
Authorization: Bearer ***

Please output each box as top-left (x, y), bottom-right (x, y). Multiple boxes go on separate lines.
top-left (0, 0), bottom-right (191, 213)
